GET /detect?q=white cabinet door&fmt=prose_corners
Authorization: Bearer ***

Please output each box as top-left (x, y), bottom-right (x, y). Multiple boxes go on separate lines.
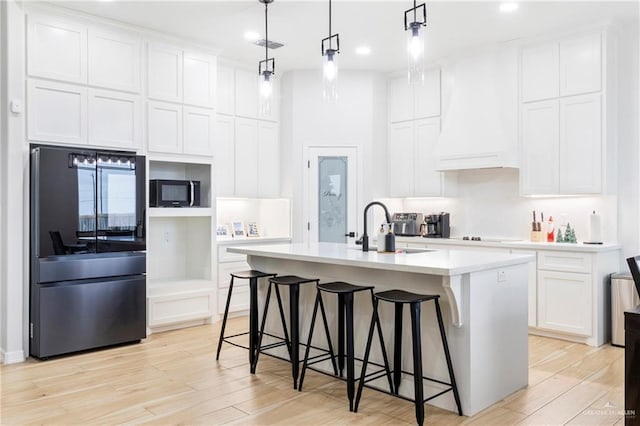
top-left (521, 100), bottom-right (560, 194)
top-left (183, 107), bottom-right (214, 156)
top-left (257, 121), bottom-right (280, 197)
top-left (88, 27), bottom-right (141, 93)
top-left (214, 115), bottom-right (235, 196)
top-left (183, 51), bottom-right (217, 108)
top-left (216, 65), bottom-right (235, 115)
top-left (147, 43), bottom-right (183, 103)
top-left (235, 69), bottom-right (259, 119)
top-left (388, 77), bottom-right (413, 123)
top-left (147, 101), bottom-right (182, 153)
top-left (27, 14), bottom-right (87, 84)
top-left (521, 42), bottom-right (559, 102)
top-left (559, 94), bottom-right (602, 193)
top-left (234, 118), bottom-right (259, 197)
top-left (560, 32), bottom-right (602, 97)
top-left (388, 121), bottom-right (415, 197)
top-left (27, 79), bottom-right (87, 144)
top-left (414, 69), bottom-right (441, 119)
top-left (88, 89), bottom-right (141, 149)
top-left (537, 270), bottom-right (592, 336)
top-left (414, 117), bottom-right (442, 196)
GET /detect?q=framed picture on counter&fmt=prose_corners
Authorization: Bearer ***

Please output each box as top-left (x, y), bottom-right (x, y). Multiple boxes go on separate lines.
top-left (246, 222), bottom-right (260, 237)
top-left (232, 221), bottom-right (246, 238)
top-left (216, 224), bottom-right (232, 240)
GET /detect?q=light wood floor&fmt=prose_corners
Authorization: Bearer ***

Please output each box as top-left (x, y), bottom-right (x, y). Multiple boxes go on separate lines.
top-left (0, 317), bottom-right (625, 425)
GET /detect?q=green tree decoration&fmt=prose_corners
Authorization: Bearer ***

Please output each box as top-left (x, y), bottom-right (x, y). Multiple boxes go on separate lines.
top-left (556, 228), bottom-right (565, 243)
top-left (565, 223), bottom-right (577, 243)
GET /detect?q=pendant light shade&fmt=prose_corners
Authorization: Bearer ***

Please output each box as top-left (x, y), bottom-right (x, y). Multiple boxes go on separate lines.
top-left (321, 0), bottom-right (340, 103)
top-left (404, 2), bottom-right (427, 85)
top-left (258, 0), bottom-right (275, 115)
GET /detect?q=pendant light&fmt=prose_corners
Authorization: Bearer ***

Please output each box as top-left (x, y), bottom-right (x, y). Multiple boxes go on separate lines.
top-left (321, 0), bottom-right (340, 102)
top-left (258, 0), bottom-right (275, 115)
top-left (404, 1), bottom-right (427, 84)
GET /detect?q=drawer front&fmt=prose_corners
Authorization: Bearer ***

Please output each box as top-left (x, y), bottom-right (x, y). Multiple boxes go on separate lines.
top-left (217, 260), bottom-right (250, 289)
top-left (148, 291), bottom-right (214, 327)
top-left (218, 245), bottom-right (247, 263)
top-left (218, 286), bottom-right (249, 314)
top-left (538, 251), bottom-right (592, 273)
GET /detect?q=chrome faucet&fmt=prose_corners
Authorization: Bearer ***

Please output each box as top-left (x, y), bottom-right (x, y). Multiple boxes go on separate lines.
top-left (361, 201), bottom-right (392, 252)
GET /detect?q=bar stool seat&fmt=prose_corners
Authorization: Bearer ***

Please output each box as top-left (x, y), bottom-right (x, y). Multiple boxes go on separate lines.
top-left (300, 281), bottom-right (393, 412)
top-left (253, 275), bottom-right (319, 389)
top-left (216, 270), bottom-right (277, 374)
top-left (355, 289), bottom-right (463, 425)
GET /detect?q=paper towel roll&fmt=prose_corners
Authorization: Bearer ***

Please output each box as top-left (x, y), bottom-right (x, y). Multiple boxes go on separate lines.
top-left (588, 211), bottom-right (602, 243)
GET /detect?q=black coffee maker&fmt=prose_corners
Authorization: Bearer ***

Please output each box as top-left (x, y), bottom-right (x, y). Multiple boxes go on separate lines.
top-left (421, 213), bottom-right (450, 238)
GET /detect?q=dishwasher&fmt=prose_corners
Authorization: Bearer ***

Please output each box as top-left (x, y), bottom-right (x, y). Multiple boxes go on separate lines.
top-left (611, 273), bottom-right (640, 346)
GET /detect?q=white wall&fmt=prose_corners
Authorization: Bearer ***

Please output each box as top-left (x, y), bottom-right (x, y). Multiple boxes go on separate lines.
top-left (0, 0), bottom-right (27, 364)
top-left (280, 70), bottom-right (387, 242)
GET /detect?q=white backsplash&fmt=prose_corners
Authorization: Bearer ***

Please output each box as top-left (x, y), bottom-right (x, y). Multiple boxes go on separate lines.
top-left (216, 198), bottom-right (291, 239)
top-left (381, 168), bottom-right (618, 243)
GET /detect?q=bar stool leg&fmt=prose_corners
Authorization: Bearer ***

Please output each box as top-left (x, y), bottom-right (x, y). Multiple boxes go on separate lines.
top-left (345, 292), bottom-right (356, 412)
top-left (317, 290), bottom-right (339, 376)
top-left (216, 276), bottom-right (235, 360)
top-left (435, 299), bottom-right (463, 416)
top-left (252, 282), bottom-right (273, 372)
top-left (248, 277), bottom-right (259, 371)
top-left (290, 284), bottom-right (301, 389)
top-left (393, 302), bottom-right (403, 395)
top-left (274, 285), bottom-right (293, 360)
top-left (299, 292), bottom-right (321, 391)
top-left (338, 293), bottom-right (345, 377)
top-left (410, 302), bottom-right (425, 426)
top-left (354, 298), bottom-right (379, 413)
top-left (374, 295), bottom-right (394, 394)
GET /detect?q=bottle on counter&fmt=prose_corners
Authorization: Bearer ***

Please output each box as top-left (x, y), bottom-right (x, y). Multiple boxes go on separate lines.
top-left (385, 224), bottom-right (396, 252)
top-left (378, 225), bottom-right (386, 252)
top-left (546, 216), bottom-right (555, 242)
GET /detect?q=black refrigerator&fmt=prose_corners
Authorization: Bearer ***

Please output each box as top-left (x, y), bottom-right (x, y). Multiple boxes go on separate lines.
top-left (30, 145), bottom-right (147, 359)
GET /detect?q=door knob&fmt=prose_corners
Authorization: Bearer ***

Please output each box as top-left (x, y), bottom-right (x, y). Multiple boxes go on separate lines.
top-left (344, 232), bottom-right (356, 237)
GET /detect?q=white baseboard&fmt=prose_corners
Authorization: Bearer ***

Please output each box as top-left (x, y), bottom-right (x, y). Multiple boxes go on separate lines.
top-left (1, 348), bottom-right (26, 364)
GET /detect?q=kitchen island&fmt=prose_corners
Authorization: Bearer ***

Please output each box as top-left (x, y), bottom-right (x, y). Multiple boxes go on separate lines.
top-left (228, 243), bottom-right (535, 416)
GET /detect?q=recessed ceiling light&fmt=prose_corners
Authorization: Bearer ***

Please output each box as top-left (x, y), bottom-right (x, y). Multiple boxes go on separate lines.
top-left (244, 31), bottom-right (260, 41)
top-left (499, 2), bottom-right (519, 13)
top-left (355, 46), bottom-right (371, 56)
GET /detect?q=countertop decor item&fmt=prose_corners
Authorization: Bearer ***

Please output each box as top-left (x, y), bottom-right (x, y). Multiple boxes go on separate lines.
top-left (585, 210), bottom-right (603, 244)
top-left (564, 223), bottom-right (577, 243)
top-left (232, 221), bottom-right (246, 238)
top-left (246, 222), bottom-right (261, 237)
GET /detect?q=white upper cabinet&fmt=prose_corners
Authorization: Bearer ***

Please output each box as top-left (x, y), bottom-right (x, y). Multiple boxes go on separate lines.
top-left (27, 14), bottom-right (87, 84)
top-left (88, 89), bottom-right (141, 149)
top-left (183, 106), bottom-right (214, 156)
top-left (388, 69), bottom-right (440, 123)
top-left (388, 121), bottom-right (415, 197)
top-left (521, 42), bottom-right (559, 102)
top-left (216, 65), bottom-right (235, 116)
top-left (147, 101), bottom-right (183, 153)
top-left (214, 115), bottom-right (235, 196)
top-left (559, 32), bottom-right (602, 97)
top-left (257, 121), bottom-right (280, 197)
top-left (437, 46), bottom-right (518, 170)
top-left (147, 43), bottom-right (183, 103)
top-left (414, 118), bottom-right (442, 196)
top-left (388, 78), bottom-right (413, 123)
top-left (183, 51), bottom-right (217, 108)
top-left (234, 118), bottom-right (259, 197)
top-left (414, 69), bottom-right (441, 119)
top-left (521, 100), bottom-right (560, 194)
top-left (28, 79), bottom-right (87, 144)
top-left (235, 69), bottom-right (259, 119)
top-left (88, 27), bottom-right (141, 93)
top-left (559, 94), bottom-right (602, 193)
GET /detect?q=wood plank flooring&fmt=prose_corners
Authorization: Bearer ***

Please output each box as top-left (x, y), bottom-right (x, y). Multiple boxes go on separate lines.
top-left (0, 317), bottom-right (626, 425)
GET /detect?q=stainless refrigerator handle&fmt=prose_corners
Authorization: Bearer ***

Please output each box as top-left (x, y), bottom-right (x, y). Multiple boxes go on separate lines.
top-left (189, 180), bottom-right (194, 207)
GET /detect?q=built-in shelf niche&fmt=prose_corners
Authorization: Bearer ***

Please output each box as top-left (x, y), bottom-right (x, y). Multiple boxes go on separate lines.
top-left (216, 198), bottom-right (291, 240)
top-left (148, 160), bottom-right (212, 208)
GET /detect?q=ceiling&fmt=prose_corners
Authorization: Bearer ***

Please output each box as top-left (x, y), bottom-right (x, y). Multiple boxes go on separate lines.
top-left (51, 0), bottom-right (639, 73)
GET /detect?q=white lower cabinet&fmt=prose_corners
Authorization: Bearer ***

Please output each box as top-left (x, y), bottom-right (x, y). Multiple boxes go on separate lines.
top-left (537, 270), bottom-right (592, 336)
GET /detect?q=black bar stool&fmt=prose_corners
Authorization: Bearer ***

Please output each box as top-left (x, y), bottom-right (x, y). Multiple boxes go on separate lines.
top-left (299, 281), bottom-right (393, 412)
top-left (216, 270), bottom-right (277, 373)
top-left (253, 275), bottom-right (319, 389)
top-left (354, 289), bottom-right (463, 425)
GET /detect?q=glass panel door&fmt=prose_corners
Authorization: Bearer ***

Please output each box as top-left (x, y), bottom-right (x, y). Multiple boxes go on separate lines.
top-left (318, 156), bottom-right (347, 243)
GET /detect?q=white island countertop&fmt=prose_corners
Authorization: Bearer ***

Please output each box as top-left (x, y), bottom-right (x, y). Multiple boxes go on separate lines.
top-left (227, 242), bottom-right (535, 276)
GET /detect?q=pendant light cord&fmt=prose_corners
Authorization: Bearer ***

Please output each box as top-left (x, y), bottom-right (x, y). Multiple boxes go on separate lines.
top-left (329, 0), bottom-right (332, 49)
top-left (264, 1), bottom-right (269, 64)
top-left (413, 0), bottom-right (417, 23)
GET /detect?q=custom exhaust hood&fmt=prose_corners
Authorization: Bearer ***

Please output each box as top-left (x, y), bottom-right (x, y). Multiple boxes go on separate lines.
top-left (435, 44), bottom-right (519, 171)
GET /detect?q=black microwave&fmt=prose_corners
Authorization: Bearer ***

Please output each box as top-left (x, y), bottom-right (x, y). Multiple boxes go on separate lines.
top-left (149, 179), bottom-right (201, 207)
